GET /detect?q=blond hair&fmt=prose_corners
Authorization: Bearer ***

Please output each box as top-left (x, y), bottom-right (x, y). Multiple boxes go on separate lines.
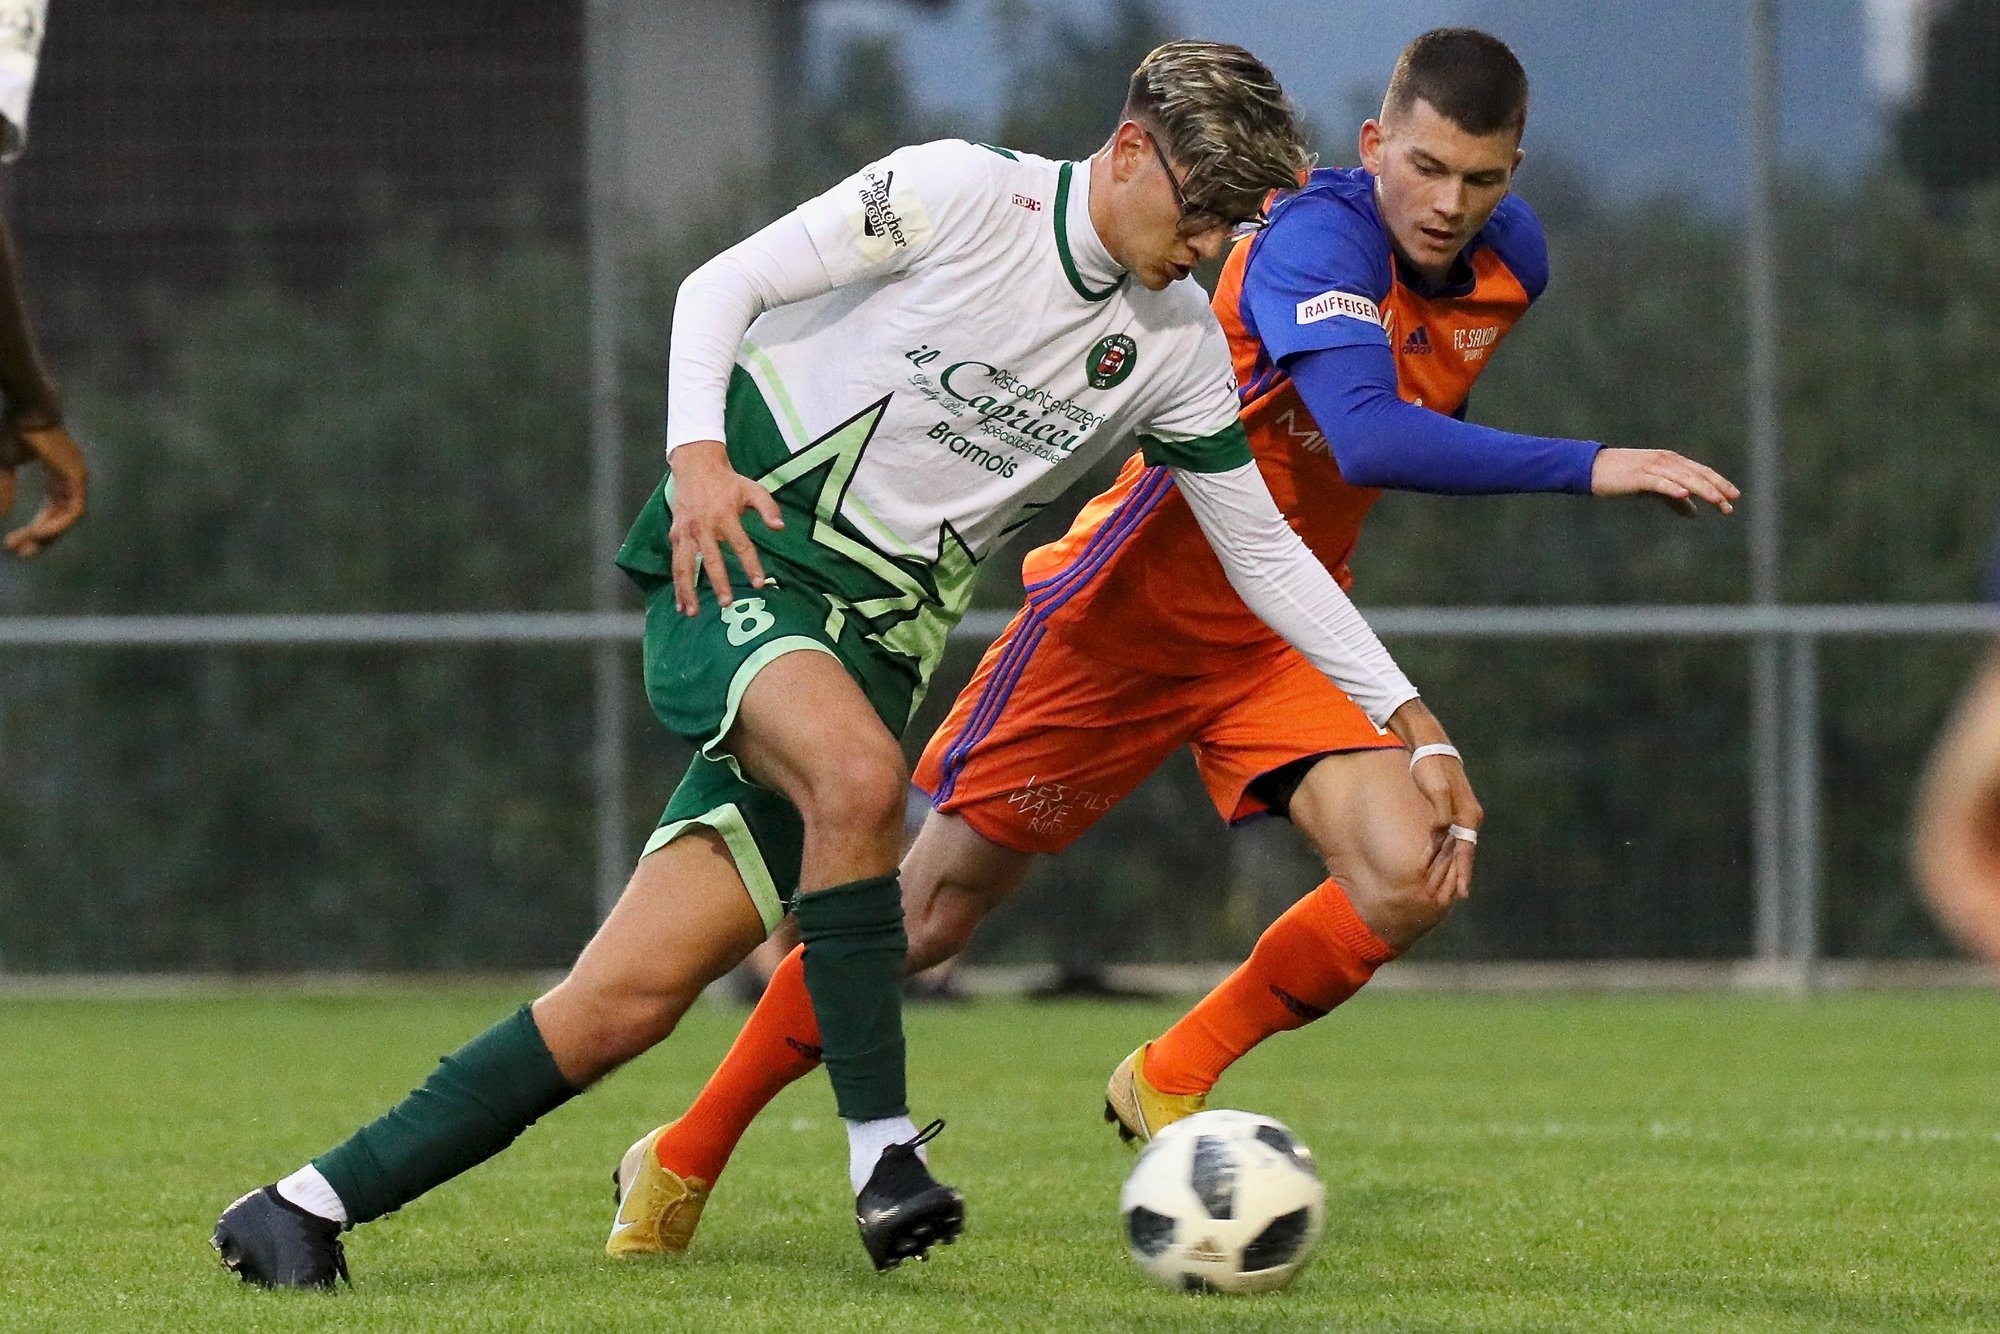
top-left (1123, 40), bottom-right (1311, 224)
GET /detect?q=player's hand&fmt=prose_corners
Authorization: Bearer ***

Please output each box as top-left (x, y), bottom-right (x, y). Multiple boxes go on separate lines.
top-left (1384, 699), bottom-right (1482, 906)
top-left (1, 415), bottom-right (88, 558)
top-left (666, 439), bottom-right (783, 616)
top-left (1590, 447), bottom-right (1738, 518)
top-left (1410, 751), bottom-right (1480, 907)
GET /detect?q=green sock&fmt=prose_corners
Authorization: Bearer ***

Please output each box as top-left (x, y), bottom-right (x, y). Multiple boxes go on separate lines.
top-left (313, 1004), bottom-right (576, 1225)
top-left (795, 873), bottom-right (908, 1122)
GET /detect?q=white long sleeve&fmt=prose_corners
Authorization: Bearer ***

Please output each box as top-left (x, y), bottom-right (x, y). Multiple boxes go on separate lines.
top-left (664, 210), bottom-right (838, 453)
top-left (1172, 462), bottom-right (1419, 727)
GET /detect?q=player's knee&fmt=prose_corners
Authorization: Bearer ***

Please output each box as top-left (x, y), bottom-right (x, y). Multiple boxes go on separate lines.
top-left (536, 975), bottom-right (700, 1084)
top-left (905, 898), bottom-right (976, 971)
top-left (795, 745), bottom-right (908, 836)
top-left (592, 992), bottom-right (686, 1063)
top-left (1338, 844), bottom-right (1450, 944)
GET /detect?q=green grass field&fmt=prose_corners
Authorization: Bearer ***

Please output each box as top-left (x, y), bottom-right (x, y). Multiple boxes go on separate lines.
top-left (3, 986), bottom-right (1997, 1332)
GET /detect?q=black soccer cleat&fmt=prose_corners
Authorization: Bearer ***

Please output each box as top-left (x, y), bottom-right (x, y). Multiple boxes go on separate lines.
top-left (212, 1186), bottom-right (350, 1289)
top-left (854, 1119), bottom-right (965, 1272)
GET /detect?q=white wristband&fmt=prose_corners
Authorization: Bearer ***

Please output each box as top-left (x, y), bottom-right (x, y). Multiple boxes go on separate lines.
top-left (1448, 824), bottom-right (1479, 845)
top-left (1408, 743), bottom-right (1462, 771)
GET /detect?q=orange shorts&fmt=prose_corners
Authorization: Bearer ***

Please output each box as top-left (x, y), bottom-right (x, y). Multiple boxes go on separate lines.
top-left (915, 606), bottom-right (1401, 854)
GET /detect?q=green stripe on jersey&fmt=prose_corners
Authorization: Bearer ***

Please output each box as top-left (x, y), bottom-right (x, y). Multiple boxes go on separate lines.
top-left (1053, 162), bottom-right (1121, 303)
top-left (1139, 420), bottom-right (1255, 473)
top-left (740, 345), bottom-right (924, 564)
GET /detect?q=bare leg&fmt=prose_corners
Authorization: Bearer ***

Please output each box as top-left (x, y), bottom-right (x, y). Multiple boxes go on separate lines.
top-left (901, 811), bottom-right (1036, 971)
top-left (700, 649), bottom-right (937, 1224)
top-left (651, 809), bottom-right (1035, 1191)
top-left (1286, 747), bottom-right (1452, 949)
top-left (288, 830), bottom-right (768, 1234)
top-left (748, 919), bottom-right (800, 985)
top-left (534, 828), bottom-right (768, 1086)
top-left (1142, 747), bottom-right (1448, 1098)
top-left (729, 651), bottom-right (909, 893)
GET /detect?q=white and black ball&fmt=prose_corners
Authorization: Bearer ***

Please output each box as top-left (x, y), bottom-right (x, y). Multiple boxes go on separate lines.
top-left (1118, 1109), bottom-right (1326, 1294)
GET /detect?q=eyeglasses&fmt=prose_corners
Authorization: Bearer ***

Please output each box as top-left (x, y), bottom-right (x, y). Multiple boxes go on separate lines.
top-left (1144, 129), bottom-right (1271, 238)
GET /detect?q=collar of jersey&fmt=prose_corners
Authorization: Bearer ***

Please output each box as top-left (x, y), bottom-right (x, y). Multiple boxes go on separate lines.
top-left (1054, 160), bottom-right (1125, 302)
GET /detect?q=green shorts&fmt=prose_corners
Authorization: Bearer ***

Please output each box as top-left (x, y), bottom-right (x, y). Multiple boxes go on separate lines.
top-left (635, 570), bottom-right (924, 934)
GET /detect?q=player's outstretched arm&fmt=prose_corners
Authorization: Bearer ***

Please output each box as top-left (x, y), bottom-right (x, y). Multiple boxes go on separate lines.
top-left (1288, 344), bottom-right (1739, 516)
top-left (1914, 651), bottom-right (2000, 963)
top-left (1589, 447), bottom-right (1739, 518)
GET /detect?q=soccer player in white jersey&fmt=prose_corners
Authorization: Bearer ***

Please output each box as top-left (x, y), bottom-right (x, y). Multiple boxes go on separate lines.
top-left (214, 41), bottom-right (1480, 1287)
top-left (0, 0), bottom-right (86, 558)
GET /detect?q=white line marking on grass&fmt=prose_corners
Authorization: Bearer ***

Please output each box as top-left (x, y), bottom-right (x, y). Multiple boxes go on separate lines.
top-left (1311, 1119), bottom-right (2000, 1147)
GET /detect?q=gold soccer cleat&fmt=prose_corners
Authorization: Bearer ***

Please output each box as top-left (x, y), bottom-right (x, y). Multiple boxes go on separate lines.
top-left (1103, 1043), bottom-right (1207, 1146)
top-left (606, 1124), bottom-right (711, 1258)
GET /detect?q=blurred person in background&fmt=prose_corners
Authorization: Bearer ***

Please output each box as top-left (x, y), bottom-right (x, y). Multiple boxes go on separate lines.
top-left (631, 26), bottom-right (1742, 1254)
top-left (212, 39), bottom-right (1470, 1288)
top-left (1914, 554), bottom-right (2000, 962)
top-left (0, 0), bottom-right (85, 558)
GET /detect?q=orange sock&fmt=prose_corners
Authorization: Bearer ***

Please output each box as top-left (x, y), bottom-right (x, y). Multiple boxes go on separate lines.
top-left (1145, 879), bottom-right (1397, 1097)
top-left (655, 944), bottom-right (822, 1187)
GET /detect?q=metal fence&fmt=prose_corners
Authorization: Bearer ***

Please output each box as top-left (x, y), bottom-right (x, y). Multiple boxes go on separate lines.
top-left (4, 602), bottom-right (1994, 978)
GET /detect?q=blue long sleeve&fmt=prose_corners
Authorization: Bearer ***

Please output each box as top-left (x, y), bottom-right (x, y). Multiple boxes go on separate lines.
top-left (1286, 342), bottom-right (1600, 495)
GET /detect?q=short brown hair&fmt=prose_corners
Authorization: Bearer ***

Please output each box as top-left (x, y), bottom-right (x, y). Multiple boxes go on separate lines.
top-left (1123, 40), bottom-right (1311, 224)
top-left (1383, 28), bottom-right (1529, 137)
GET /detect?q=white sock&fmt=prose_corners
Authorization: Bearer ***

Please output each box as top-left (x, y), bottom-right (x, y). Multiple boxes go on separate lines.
top-left (275, 1164), bottom-right (349, 1227)
top-left (846, 1115), bottom-right (922, 1194)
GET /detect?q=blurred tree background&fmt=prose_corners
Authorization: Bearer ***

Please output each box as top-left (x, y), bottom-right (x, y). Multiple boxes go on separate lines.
top-left (1, 0), bottom-right (1996, 971)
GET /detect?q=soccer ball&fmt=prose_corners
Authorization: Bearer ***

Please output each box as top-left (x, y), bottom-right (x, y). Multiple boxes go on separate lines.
top-left (1118, 1109), bottom-right (1326, 1294)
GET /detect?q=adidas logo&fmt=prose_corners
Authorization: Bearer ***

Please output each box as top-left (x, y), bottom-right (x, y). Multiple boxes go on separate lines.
top-left (1402, 326), bottom-right (1433, 355)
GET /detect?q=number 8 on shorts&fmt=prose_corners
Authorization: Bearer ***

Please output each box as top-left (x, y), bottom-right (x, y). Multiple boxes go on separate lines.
top-left (721, 596), bottom-right (776, 646)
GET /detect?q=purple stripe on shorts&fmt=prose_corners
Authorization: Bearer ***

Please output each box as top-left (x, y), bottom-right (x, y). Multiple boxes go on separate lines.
top-left (933, 470), bottom-right (1173, 803)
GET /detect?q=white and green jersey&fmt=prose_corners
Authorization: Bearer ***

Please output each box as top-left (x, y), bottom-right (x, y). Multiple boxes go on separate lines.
top-left (623, 140), bottom-right (1249, 681)
top-left (621, 139), bottom-right (1418, 723)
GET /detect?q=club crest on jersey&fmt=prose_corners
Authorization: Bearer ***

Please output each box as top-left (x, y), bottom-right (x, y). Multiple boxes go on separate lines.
top-left (1085, 333), bottom-right (1137, 390)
